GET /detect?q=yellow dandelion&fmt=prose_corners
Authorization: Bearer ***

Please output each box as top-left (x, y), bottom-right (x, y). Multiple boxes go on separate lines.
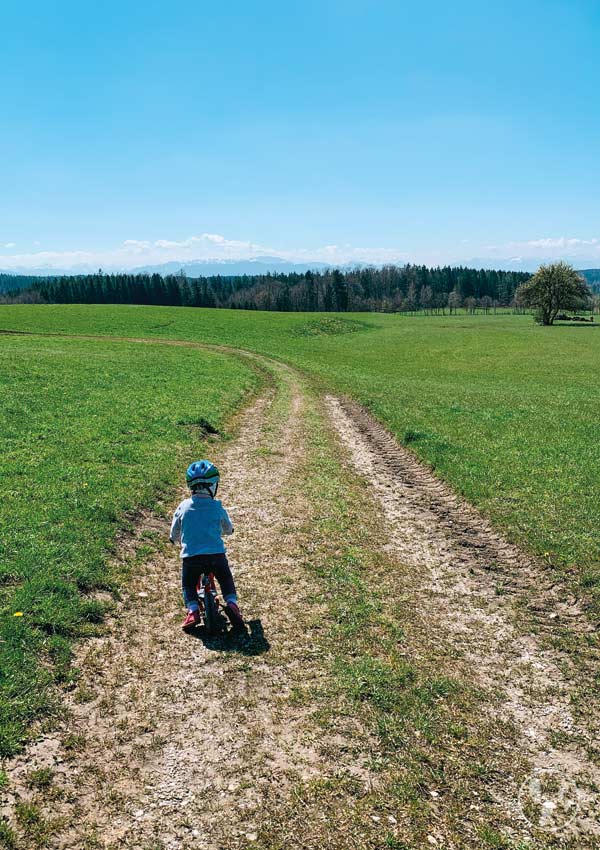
top-left (13, 612), bottom-right (23, 617)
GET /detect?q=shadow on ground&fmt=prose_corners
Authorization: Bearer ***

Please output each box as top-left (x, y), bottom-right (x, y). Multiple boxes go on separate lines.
top-left (189, 618), bottom-right (270, 656)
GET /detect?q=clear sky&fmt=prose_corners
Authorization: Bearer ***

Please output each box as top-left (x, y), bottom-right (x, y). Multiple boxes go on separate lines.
top-left (2, 0), bottom-right (600, 271)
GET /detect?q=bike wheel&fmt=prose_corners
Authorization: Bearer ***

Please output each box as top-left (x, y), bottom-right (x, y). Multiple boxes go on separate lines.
top-left (203, 589), bottom-right (218, 634)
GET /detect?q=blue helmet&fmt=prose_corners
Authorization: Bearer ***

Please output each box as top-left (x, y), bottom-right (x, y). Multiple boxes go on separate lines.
top-left (186, 460), bottom-right (220, 497)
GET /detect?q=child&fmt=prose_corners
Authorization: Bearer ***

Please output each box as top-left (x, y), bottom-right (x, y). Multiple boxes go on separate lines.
top-left (169, 459), bottom-right (244, 631)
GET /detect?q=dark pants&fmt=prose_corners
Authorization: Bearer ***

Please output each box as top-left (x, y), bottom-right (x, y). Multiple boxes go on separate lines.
top-left (181, 553), bottom-right (237, 611)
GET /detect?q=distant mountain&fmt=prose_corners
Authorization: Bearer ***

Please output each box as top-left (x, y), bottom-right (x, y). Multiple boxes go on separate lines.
top-left (463, 258), bottom-right (600, 274)
top-left (0, 265), bottom-right (99, 277)
top-left (4, 255), bottom-right (598, 281)
top-left (580, 268), bottom-right (600, 284)
top-left (0, 256), bottom-right (332, 279)
top-left (131, 257), bottom-right (332, 277)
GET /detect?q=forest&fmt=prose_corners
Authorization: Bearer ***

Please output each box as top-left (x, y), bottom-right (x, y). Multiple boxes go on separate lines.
top-left (1, 265), bottom-right (532, 312)
top-left (0, 273), bottom-right (40, 294)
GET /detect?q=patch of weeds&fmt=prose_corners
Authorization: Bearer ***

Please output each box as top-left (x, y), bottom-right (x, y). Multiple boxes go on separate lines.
top-left (476, 825), bottom-right (515, 848)
top-left (82, 831), bottom-right (103, 849)
top-left (339, 655), bottom-right (415, 713)
top-left (279, 574), bottom-right (294, 586)
top-left (73, 686), bottom-right (95, 704)
top-left (403, 428), bottom-right (428, 444)
top-left (300, 774), bottom-right (364, 800)
top-left (0, 771), bottom-right (7, 790)
top-left (389, 771), bottom-right (430, 807)
top-left (15, 801), bottom-right (51, 843)
top-left (63, 733), bottom-right (86, 752)
top-left (254, 446), bottom-right (277, 457)
top-left (447, 722), bottom-right (469, 740)
top-left (148, 733), bottom-right (168, 751)
top-left (287, 686), bottom-right (310, 706)
top-left (134, 544), bottom-right (155, 563)
top-left (104, 787), bottom-right (127, 808)
top-left (0, 818), bottom-right (17, 849)
top-left (384, 838), bottom-right (410, 850)
top-left (26, 767), bottom-right (54, 790)
top-left (140, 528), bottom-right (162, 541)
top-left (581, 568), bottom-right (600, 588)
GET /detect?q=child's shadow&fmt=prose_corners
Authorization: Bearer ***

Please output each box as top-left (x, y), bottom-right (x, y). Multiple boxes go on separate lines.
top-left (190, 618), bottom-right (270, 656)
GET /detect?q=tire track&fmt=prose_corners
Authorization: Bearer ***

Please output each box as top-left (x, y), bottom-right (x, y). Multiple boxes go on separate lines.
top-left (326, 395), bottom-right (600, 841)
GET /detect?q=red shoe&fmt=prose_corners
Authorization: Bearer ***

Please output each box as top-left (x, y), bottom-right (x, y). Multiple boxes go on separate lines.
top-left (224, 602), bottom-right (245, 630)
top-left (182, 609), bottom-right (201, 631)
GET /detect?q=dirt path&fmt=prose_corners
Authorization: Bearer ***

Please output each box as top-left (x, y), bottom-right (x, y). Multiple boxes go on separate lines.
top-left (2, 362), bottom-right (374, 850)
top-left (326, 395), bottom-right (600, 841)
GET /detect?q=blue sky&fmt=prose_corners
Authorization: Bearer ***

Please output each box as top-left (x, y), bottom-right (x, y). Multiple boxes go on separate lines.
top-left (1, 0), bottom-right (599, 271)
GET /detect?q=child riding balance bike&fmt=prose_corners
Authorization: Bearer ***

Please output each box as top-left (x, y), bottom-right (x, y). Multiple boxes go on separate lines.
top-left (169, 460), bottom-right (244, 632)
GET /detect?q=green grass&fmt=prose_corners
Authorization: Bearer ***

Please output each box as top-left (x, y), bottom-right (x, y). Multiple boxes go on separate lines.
top-left (1, 305), bottom-right (599, 605)
top-left (0, 333), bottom-right (260, 756)
top-left (25, 767), bottom-right (54, 790)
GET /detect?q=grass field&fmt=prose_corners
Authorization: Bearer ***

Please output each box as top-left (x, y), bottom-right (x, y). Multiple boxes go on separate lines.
top-left (0, 332), bottom-right (260, 756)
top-left (1, 306), bottom-right (599, 848)
top-left (1, 304), bottom-right (599, 607)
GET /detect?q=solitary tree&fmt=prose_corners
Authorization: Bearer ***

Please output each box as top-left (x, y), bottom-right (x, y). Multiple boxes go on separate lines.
top-left (516, 261), bottom-right (590, 325)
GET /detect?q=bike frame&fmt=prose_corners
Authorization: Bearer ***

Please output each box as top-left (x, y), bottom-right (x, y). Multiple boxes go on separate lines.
top-left (197, 572), bottom-right (221, 615)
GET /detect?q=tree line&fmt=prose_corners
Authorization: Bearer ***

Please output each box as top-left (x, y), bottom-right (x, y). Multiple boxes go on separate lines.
top-left (0, 274), bottom-right (40, 294)
top-left (2, 265), bottom-right (533, 312)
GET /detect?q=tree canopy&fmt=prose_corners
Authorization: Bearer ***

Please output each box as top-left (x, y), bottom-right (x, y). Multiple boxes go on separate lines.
top-left (516, 262), bottom-right (591, 325)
